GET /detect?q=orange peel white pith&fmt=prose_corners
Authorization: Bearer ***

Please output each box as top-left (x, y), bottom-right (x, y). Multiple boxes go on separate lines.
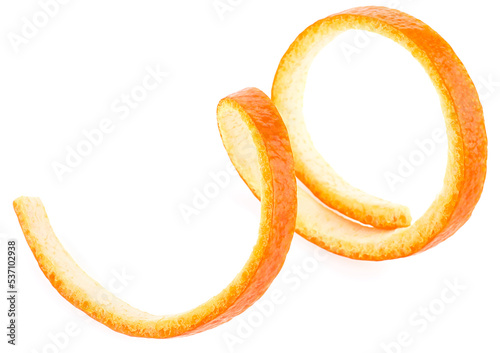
top-left (13, 88), bottom-right (297, 338)
top-left (13, 6), bottom-right (487, 339)
top-left (229, 7), bottom-right (487, 260)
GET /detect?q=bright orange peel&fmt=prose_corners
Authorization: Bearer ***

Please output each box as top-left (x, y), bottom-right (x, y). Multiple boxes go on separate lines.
top-left (13, 6), bottom-right (487, 341)
top-left (229, 6), bottom-right (487, 260)
top-left (13, 87), bottom-right (297, 338)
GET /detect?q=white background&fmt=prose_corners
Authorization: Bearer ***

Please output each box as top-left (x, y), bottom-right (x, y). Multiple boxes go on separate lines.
top-left (0, 0), bottom-right (499, 352)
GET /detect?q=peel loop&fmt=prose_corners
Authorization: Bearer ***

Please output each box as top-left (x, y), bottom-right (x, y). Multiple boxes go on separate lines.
top-left (231, 7), bottom-right (487, 260)
top-left (13, 87), bottom-right (297, 337)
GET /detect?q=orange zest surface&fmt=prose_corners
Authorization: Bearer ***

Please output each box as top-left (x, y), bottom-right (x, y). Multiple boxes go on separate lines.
top-left (228, 7), bottom-right (487, 260)
top-left (13, 6), bottom-right (487, 340)
top-left (13, 87), bottom-right (297, 338)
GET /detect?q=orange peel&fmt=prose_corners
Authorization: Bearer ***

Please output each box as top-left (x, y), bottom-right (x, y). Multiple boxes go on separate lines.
top-left (13, 87), bottom-right (297, 338)
top-left (12, 6), bottom-right (488, 341)
top-left (228, 7), bottom-right (487, 260)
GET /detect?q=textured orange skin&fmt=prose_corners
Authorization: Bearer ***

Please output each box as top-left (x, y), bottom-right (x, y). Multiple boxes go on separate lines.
top-left (13, 88), bottom-right (297, 338)
top-left (11, 6), bottom-right (488, 340)
top-left (269, 7), bottom-right (486, 259)
top-left (339, 7), bottom-right (487, 251)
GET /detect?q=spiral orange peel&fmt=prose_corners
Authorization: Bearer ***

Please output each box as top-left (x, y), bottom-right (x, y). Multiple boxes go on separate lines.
top-left (13, 88), bottom-right (297, 338)
top-left (228, 7), bottom-right (487, 260)
top-left (13, 7), bottom-right (487, 340)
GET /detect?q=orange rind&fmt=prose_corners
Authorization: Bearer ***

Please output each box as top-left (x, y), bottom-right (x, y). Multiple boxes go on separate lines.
top-left (228, 7), bottom-right (487, 260)
top-left (13, 87), bottom-right (297, 338)
top-left (13, 6), bottom-right (487, 341)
